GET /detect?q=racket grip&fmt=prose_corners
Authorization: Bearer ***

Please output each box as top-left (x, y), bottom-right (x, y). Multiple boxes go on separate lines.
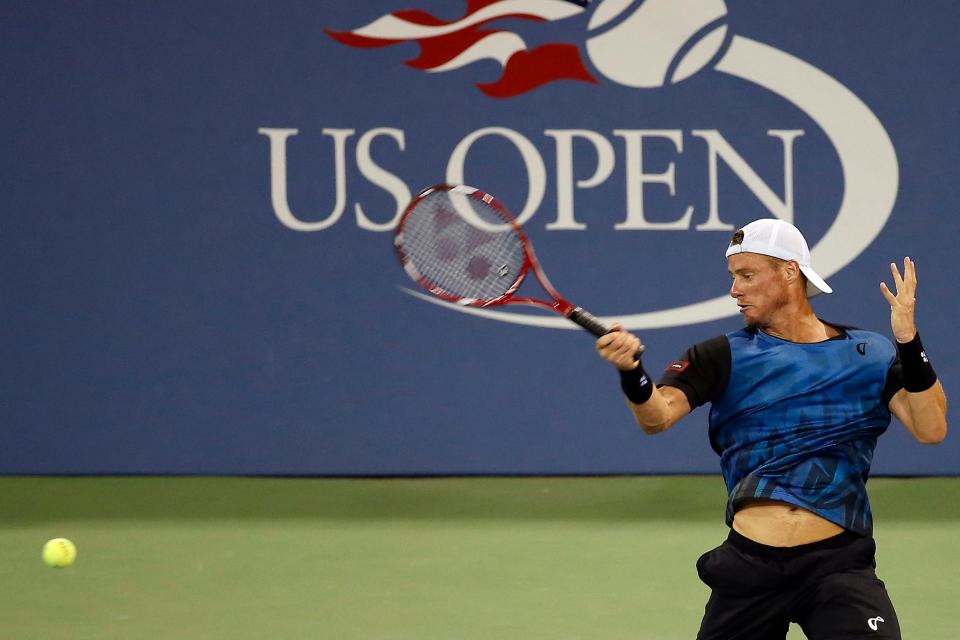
top-left (568, 306), bottom-right (608, 336)
top-left (569, 307), bottom-right (646, 357)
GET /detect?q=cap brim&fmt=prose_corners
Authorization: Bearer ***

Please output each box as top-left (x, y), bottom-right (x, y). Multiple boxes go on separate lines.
top-left (800, 265), bottom-right (832, 297)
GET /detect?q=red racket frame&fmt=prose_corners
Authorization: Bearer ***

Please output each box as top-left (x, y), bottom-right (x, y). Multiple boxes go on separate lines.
top-left (394, 184), bottom-right (639, 349)
top-left (394, 184), bottom-right (578, 316)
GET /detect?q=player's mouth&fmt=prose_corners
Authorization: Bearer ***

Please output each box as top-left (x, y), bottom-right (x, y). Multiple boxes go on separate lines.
top-left (738, 304), bottom-right (752, 313)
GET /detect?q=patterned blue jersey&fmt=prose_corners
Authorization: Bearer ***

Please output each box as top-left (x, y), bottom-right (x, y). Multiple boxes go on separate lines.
top-left (660, 326), bottom-right (901, 535)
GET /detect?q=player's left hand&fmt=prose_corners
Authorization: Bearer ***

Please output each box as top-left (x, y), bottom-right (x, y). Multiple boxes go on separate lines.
top-left (880, 257), bottom-right (918, 343)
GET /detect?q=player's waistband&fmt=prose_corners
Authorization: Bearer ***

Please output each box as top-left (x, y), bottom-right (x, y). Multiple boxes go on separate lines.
top-left (726, 527), bottom-right (865, 558)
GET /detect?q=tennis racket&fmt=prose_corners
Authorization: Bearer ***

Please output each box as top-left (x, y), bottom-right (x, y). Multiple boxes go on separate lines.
top-left (394, 184), bottom-right (644, 354)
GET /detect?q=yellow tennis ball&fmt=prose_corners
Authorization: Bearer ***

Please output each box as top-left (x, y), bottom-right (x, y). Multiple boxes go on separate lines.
top-left (42, 538), bottom-right (77, 568)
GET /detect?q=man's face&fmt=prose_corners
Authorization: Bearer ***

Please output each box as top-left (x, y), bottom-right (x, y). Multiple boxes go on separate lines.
top-left (727, 253), bottom-right (789, 328)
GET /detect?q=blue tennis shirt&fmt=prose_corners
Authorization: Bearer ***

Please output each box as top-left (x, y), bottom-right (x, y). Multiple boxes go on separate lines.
top-left (660, 325), bottom-right (901, 535)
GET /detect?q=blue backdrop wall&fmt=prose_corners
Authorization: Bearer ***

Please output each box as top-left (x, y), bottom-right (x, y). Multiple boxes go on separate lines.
top-left (3, 1), bottom-right (958, 475)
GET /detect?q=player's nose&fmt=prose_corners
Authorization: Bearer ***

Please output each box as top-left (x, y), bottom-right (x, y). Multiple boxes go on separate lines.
top-left (729, 280), bottom-right (742, 299)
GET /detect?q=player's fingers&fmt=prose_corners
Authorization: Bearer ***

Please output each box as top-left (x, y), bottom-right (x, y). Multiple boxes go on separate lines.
top-left (905, 257), bottom-right (917, 286)
top-left (879, 281), bottom-right (897, 306)
top-left (889, 261), bottom-right (904, 291)
top-left (601, 328), bottom-right (626, 349)
top-left (901, 259), bottom-right (917, 298)
top-left (598, 334), bottom-right (631, 360)
top-left (599, 345), bottom-right (632, 367)
top-left (596, 331), bottom-right (620, 350)
top-left (614, 337), bottom-right (638, 361)
top-left (613, 347), bottom-right (638, 369)
top-left (893, 258), bottom-right (918, 300)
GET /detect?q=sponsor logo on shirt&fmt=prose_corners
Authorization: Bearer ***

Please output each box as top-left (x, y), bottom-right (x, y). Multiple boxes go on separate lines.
top-left (666, 361), bottom-right (690, 373)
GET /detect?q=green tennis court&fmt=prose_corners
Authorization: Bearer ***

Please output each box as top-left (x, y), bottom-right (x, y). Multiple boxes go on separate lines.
top-left (2, 476), bottom-right (957, 639)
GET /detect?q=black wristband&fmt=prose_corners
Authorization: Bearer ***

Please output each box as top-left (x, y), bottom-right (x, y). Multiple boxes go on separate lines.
top-left (619, 361), bottom-right (654, 404)
top-left (896, 332), bottom-right (938, 393)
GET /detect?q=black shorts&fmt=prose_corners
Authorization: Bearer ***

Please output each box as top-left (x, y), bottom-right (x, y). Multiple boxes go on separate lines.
top-left (695, 529), bottom-right (900, 640)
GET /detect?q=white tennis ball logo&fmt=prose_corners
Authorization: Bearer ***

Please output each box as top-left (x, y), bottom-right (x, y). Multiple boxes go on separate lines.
top-left (586, 0), bottom-right (728, 87)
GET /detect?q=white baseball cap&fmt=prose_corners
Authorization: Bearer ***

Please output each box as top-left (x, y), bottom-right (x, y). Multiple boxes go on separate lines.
top-left (725, 218), bottom-right (832, 297)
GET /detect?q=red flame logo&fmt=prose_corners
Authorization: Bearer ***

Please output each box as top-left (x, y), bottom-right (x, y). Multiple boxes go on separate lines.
top-left (326, 0), bottom-right (597, 98)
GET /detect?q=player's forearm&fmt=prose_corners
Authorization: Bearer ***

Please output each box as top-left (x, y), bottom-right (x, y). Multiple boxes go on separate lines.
top-left (627, 386), bottom-right (673, 434)
top-left (895, 332), bottom-right (947, 443)
top-left (903, 382), bottom-right (948, 444)
top-left (616, 361), bottom-right (671, 433)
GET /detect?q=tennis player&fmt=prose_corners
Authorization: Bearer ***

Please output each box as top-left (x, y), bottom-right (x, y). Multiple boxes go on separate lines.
top-left (596, 219), bottom-right (947, 640)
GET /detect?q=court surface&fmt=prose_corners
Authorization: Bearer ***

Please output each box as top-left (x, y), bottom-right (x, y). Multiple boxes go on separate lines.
top-left (2, 476), bottom-right (957, 639)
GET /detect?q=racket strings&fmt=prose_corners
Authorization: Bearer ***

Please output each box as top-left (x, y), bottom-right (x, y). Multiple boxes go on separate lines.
top-left (399, 191), bottom-right (526, 301)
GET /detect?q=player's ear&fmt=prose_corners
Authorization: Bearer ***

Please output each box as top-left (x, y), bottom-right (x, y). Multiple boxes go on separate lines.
top-left (783, 260), bottom-right (802, 286)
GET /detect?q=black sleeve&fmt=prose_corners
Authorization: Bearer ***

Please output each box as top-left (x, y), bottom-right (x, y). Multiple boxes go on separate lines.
top-left (883, 355), bottom-right (904, 406)
top-left (657, 335), bottom-right (731, 410)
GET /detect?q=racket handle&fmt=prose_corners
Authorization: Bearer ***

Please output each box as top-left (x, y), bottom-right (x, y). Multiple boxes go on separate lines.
top-left (569, 307), bottom-right (646, 356)
top-left (568, 306), bottom-right (608, 336)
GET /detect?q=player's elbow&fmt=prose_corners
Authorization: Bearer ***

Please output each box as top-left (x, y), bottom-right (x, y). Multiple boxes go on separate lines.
top-left (637, 420), bottom-right (669, 435)
top-left (628, 389), bottom-right (684, 435)
top-left (634, 413), bottom-right (673, 435)
top-left (915, 419), bottom-right (947, 444)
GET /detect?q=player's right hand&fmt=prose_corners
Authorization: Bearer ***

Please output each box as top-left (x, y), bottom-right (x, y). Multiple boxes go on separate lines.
top-left (596, 323), bottom-right (643, 371)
